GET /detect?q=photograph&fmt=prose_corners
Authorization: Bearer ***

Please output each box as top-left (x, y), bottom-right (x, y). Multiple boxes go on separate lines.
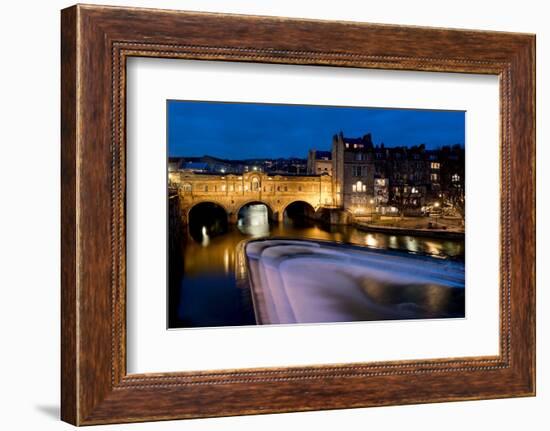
top-left (167, 101), bottom-right (466, 329)
top-left (43, 1), bottom-right (537, 426)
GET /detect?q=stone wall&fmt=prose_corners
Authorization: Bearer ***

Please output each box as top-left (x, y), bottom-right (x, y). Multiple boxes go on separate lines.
top-left (169, 170), bottom-right (335, 224)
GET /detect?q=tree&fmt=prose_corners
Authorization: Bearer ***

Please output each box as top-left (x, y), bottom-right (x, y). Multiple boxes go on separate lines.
top-left (447, 185), bottom-right (465, 225)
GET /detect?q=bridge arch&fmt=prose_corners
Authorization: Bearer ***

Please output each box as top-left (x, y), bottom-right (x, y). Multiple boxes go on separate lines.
top-left (235, 200), bottom-right (276, 236)
top-left (187, 201), bottom-right (229, 243)
top-left (283, 200), bottom-right (316, 224)
top-left (236, 200), bottom-right (276, 221)
top-left (186, 199), bottom-right (231, 218)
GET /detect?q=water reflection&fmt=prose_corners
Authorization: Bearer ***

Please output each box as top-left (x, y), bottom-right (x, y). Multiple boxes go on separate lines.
top-left (237, 204), bottom-right (270, 237)
top-left (201, 226), bottom-right (210, 247)
top-left (170, 206), bottom-right (465, 328)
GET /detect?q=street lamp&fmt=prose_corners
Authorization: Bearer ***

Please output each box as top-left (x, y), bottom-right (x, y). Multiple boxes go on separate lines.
top-left (433, 201), bottom-right (440, 227)
top-left (369, 198), bottom-right (375, 222)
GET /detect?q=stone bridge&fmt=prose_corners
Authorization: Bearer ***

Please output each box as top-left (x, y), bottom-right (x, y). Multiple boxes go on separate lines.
top-left (169, 171), bottom-right (335, 224)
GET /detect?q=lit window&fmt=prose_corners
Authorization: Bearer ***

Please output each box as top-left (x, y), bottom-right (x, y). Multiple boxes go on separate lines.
top-left (431, 173), bottom-right (438, 181)
top-left (452, 174), bottom-right (460, 182)
top-left (431, 162), bottom-right (440, 169)
top-left (345, 143), bottom-right (349, 148)
top-left (362, 184), bottom-right (367, 192)
top-left (352, 184), bottom-right (357, 192)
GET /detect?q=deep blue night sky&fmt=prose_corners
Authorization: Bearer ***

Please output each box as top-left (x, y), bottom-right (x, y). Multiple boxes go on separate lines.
top-left (167, 100), bottom-right (465, 159)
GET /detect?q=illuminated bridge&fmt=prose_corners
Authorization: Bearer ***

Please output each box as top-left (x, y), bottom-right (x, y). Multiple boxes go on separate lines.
top-left (169, 171), bottom-right (336, 226)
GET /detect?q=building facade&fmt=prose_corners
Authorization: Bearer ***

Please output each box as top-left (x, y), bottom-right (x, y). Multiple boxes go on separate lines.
top-left (307, 150), bottom-right (332, 176)
top-left (332, 132), bottom-right (465, 216)
top-left (332, 132), bottom-right (376, 214)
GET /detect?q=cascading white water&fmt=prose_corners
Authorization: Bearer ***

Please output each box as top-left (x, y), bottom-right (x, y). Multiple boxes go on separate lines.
top-left (246, 239), bottom-right (465, 325)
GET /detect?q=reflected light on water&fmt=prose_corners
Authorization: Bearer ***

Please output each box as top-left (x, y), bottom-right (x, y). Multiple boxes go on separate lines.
top-left (201, 226), bottom-right (210, 247)
top-left (223, 248), bottom-right (230, 274)
top-left (175, 216), bottom-right (465, 327)
top-left (182, 220), bottom-right (464, 279)
top-left (365, 234), bottom-right (378, 248)
top-left (405, 236), bottom-right (418, 252)
top-left (237, 205), bottom-right (270, 237)
top-left (425, 284), bottom-right (451, 312)
top-left (424, 241), bottom-right (441, 256)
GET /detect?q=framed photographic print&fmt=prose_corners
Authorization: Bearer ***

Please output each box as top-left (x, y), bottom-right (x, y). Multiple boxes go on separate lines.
top-left (61, 4), bottom-right (535, 425)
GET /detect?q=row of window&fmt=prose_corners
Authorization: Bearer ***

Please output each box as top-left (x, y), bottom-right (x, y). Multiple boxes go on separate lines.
top-left (179, 183), bottom-right (327, 193)
top-left (392, 186), bottom-right (421, 195)
top-left (349, 160), bottom-right (441, 170)
top-left (352, 181), bottom-right (367, 193)
top-left (391, 172), bottom-right (440, 181)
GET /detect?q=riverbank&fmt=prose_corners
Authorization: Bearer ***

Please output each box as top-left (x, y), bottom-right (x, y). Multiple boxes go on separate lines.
top-left (353, 217), bottom-right (465, 239)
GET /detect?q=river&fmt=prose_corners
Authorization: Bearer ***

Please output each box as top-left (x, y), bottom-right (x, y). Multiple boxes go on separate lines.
top-left (169, 205), bottom-right (465, 328)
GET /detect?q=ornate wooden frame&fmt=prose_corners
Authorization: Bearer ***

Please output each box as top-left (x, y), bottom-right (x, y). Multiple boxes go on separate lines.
top-left (61, 4), bottom-right (536, 425)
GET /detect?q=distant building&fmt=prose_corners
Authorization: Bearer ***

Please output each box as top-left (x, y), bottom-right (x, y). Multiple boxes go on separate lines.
top-left (332, 132), bottom-right (464, 216)
top-left (168, 157), bottom-right (183, 172)
top-left (169, 155), bottom-right (308, 176)
top-left (182, 162), bottom-right (209, 172)
top-left (307, 150), bottom-right (332, 176)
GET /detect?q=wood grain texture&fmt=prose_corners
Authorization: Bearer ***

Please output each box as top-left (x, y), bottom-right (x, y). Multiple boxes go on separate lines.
top-left (60, 4), bottom-right (536, 425)
top-left (60, 5), bottom-right (78, 425)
